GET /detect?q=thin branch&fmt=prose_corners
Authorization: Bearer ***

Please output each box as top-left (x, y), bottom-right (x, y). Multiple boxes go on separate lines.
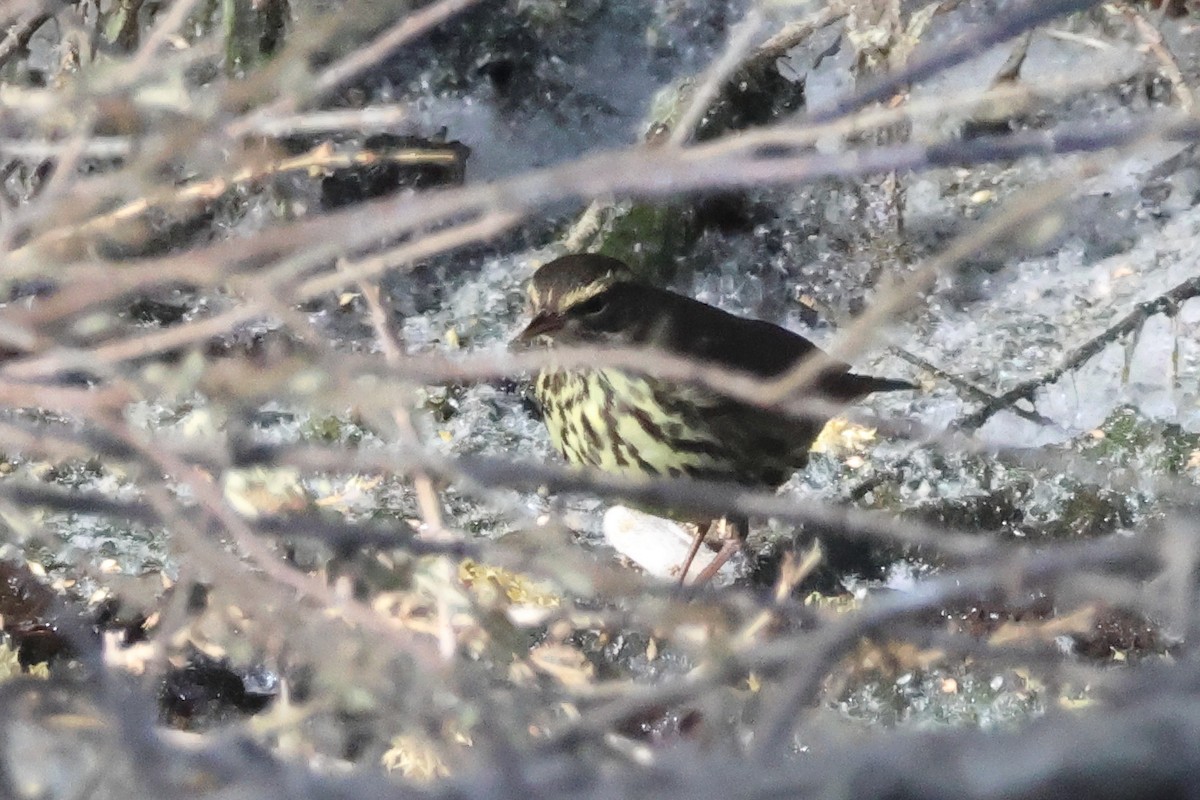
top-left (810, 0), bottom-right (1105, 123)
top-left (959, 275), bottom-right (1200, 430)
top-left (753, 530), bottom-right (1162, 759)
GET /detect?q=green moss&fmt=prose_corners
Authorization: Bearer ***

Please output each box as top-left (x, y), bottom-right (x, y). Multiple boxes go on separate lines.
top-left (1081, 405), bottom-right (1200, 473)
top-left (1042, 485), bottom-right (1134, 540)
top-left (302, 414), bottom-right (366, 446)
top-left (1089, 406), bottom-right (1151, 460)
top-left (103, 0), bottom-right (147, 50)
top-left (423, 387), bottom-right (464, 424)
top-left (912, 488), bottom-right (1027, 533)
top-left (839, 667), bottom-right (1044, 730)
top-left (222, 0), bottom-right (287, 74)
top-left (590, 202), bottom-right (698, 288)
top-left (0, 637), bottom-right (49, 683)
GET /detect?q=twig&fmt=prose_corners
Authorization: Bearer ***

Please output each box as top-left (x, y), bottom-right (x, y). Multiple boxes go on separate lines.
top-left (244, 105), bottom-right (415, 137)
top-left (7, 107), bottom-right (1198, 308)
top-left (994, 30), bottom-right (1034, 84)
top-left (667, 10), bottom-right (766, 147)
top-left (348, 265), bottom-right (448, 538)
top-left (754, 5), bottom-right (847, 62)
top-left (232, 0), bottom-right (484, 125)
top-left (0, 137), bottom-right (134, 160)
top-left (810, 0), bottom-right (1105, 123)
top-left (760, 170), bottom-right (1091, 404)
top-left (888, 346), bottom-right (1058, 427)
top-left (753, 530), bottom-right (1161, 759)
top-left (92, 415), bottom-right (450, 670)
top-left (121, 0), bottom-right (206, 79)
top-left (7, 141), bottom-right (462, 259)
top-left (1120, 3), bottom-right (1195, 113)
top-left (959, 275), bottom-right (1200, 431)
top-left (0, 10), bottom-right (48, 69)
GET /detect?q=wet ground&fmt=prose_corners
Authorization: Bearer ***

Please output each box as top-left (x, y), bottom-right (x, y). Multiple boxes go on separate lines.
top-left (2, 0), bottom-right (1199, 779)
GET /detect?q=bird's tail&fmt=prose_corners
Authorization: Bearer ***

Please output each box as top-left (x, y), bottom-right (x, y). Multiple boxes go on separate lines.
top-left (830, 373), bottom-right (917, 400)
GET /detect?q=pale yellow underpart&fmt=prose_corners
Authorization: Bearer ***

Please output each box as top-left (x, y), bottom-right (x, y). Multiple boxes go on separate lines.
top-left (539, 368), bottom-right (721, 476)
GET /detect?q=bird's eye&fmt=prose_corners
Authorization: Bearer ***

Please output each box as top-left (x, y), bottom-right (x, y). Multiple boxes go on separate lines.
top-left (575, 295), bottom-right (608, 316)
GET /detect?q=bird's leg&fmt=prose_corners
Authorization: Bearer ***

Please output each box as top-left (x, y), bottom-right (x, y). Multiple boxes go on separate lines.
top-left (690, 518), bottom-right (742, 586)
top-left (677, 520), bottom-right (713, 585)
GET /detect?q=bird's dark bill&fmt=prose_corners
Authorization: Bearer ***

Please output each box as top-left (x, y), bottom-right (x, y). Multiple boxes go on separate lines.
top-left (516, 312), bottom-right (564, 343)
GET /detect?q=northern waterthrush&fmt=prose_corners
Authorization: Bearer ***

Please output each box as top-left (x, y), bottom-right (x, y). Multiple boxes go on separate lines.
top-left (515, 253), bottom-right (913, 583)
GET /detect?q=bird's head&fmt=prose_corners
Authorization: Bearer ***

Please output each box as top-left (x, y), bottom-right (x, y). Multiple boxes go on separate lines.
top-left (514, 254), bottom-right (641, 346)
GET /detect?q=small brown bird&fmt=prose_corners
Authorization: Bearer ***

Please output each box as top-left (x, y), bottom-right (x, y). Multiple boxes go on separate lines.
top-left (515, 253), bottom-right (913, 584)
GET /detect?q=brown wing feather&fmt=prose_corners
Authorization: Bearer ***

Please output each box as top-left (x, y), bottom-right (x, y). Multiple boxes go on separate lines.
top-left (613, 284), bottom-right (911, 401)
